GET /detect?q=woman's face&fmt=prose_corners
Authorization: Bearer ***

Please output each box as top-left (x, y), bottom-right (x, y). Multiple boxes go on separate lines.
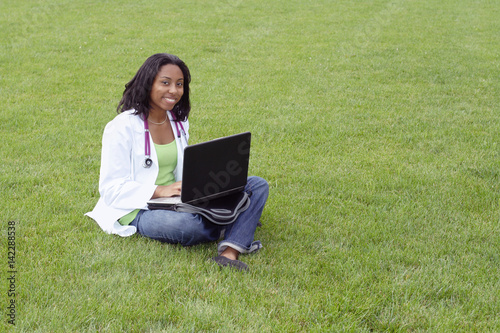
top-left (149, 64), bottom-right (184, 113)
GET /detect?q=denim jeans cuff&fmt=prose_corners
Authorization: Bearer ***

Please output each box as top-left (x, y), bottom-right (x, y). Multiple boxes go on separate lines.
top-left (218, 240), bottom-right (262, 255)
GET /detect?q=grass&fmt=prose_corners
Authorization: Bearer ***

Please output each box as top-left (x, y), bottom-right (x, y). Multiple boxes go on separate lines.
top-left (1, 0), bottom-right (499, 331)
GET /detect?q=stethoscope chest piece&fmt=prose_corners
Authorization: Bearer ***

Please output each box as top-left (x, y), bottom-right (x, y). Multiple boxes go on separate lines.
top-left (143, 157), bottom-right (153, 168)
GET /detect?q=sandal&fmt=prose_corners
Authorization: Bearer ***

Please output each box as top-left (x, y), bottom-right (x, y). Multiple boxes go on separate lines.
top-left (210, 255), bottom-right (249, 271)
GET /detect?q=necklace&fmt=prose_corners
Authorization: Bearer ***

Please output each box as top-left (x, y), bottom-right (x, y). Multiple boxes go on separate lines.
top-left (148, 113), bottom-right (168, 125)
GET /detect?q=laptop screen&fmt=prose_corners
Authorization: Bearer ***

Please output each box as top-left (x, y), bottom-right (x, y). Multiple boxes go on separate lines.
top-left (180, 132), bottom-right (251, 204)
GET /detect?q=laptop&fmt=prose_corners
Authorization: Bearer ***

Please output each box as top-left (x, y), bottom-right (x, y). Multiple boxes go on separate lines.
top-left (147, 132), bottom-right (251, 209)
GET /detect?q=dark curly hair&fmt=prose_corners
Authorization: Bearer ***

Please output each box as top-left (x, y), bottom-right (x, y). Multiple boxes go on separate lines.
top-left (117, 53), bottom-right (191, 121)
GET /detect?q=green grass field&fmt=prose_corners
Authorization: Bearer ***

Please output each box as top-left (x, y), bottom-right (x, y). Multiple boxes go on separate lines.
top-left (1, 0), bottom-right (499, 331)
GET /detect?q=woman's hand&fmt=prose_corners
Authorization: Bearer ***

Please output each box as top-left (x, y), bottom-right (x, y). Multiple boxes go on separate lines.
top-left (152, 181), bottom-right (182, 198)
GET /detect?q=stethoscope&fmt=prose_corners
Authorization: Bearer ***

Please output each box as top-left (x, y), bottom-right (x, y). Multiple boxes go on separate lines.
top-left (143, 112), bottom-right (186, 168)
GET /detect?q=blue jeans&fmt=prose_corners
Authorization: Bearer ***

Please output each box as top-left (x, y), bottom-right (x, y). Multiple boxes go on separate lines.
top-left (130, 176), bottom-right (269, 254)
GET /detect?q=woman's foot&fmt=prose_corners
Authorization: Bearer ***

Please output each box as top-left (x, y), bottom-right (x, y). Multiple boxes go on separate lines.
top-left (211, 246), bottom-right (248, 271)
top-left (220, 246), bottom-right (240, 260)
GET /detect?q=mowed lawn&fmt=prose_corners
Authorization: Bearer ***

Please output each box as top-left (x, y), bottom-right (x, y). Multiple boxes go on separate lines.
top-left (1, 0), bottom-right (499, 331)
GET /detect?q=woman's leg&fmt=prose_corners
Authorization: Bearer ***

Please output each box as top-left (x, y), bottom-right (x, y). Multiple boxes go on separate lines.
top-left (131, 210), bottom-right (222, 246)
top-left (131, 176), bottom-right (269, 270)
top-left (218, 176), bottom-right (269, 255)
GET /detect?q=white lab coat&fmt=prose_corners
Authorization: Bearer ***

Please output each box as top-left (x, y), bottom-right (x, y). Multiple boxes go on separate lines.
top-left (85, 110), bottom-right (189, 236)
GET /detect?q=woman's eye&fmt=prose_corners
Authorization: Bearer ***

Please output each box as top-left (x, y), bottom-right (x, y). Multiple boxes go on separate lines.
top-left (162, 81), bottom-right (169, 85)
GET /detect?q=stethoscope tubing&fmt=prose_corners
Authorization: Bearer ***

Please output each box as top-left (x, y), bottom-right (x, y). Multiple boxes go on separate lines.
top-left (143, 111), bottom-right (186, 168)
top-left (143, 118), bottom-right (153, 168)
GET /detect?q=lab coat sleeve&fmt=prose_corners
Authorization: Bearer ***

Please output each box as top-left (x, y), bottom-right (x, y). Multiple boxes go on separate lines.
top-left (183, 119), bottom-right (190, 142)
top-left (98, 117), bottom-right (157, 210)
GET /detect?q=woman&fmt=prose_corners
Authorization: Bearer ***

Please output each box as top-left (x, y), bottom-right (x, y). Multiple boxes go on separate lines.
top-left (86, 53), bottom-right (269, 271)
